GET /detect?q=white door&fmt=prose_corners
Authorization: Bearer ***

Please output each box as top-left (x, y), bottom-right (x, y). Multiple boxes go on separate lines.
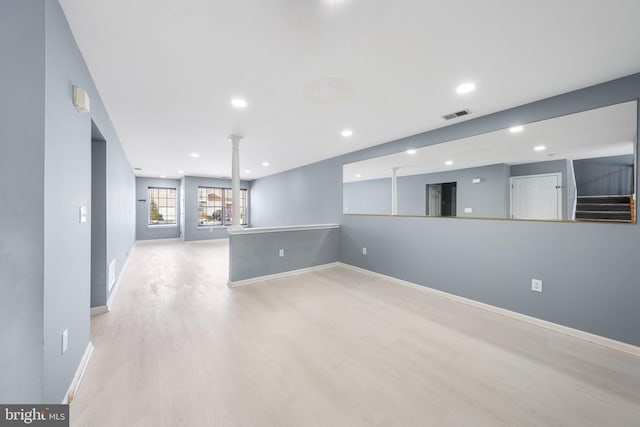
top-left (428, 184), bottom-right (442, 216)
top-left (510, 173), bottom-right (562, 220)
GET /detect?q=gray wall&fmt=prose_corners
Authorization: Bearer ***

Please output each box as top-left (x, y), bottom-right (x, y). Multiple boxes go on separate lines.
top-left (511, 159), bottom-right (572, 219)
top-left (136, 177), bottom-right (181, 241)
top-left (229, 228), bottom-right (340, 282)
top-left (251, 158), bottom-right (342, 226)
top-left (183, 176), bottom-right (251, 241)
top-left (397, 164), bottom-right (510, 217)
top-left (0, 0), bottom-right (136, 403)
top-left (253, 73), bottom-right (640, 347)
top-left (0, 0), bottom-right (46, 404)
top-left (91, 139), bottom-right (107, 307)
top-left (574, 155), bottom-right (634, 196)
top-left (343, 178), bottom-right (392, 215)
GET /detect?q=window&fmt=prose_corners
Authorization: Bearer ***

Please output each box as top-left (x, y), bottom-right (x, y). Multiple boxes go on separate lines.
top-left (148, 187), bottom-right (177, 225)
top-left (198, 187), bottom-right (247, 226)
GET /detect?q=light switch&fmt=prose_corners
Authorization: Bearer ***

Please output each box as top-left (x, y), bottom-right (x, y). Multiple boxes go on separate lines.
top-left (79, 206), bottom-right (87, 223)
top-left (464, 208), bottom-right (473, 214)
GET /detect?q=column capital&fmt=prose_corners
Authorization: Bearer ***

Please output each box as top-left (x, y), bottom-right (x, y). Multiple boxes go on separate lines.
top-left (228, 134), bottom-right (244, 144)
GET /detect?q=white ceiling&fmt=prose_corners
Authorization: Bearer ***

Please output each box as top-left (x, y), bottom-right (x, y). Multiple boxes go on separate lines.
top-left (343, 101), bottom-right (637, 182)
top-left (58, 0), bottom-right (640, 181)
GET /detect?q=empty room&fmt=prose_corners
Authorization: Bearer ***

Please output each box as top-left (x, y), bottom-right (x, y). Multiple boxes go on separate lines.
top-left (2, 1), bottom-right (640, 426)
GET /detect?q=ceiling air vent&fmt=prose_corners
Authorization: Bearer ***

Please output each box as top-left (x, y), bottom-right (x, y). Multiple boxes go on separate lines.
top-left (442, 109), bottom-right (471, 120)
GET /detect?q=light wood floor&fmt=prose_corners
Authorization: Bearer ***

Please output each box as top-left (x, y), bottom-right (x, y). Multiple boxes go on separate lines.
top-left (71, 239), bottom-right (640, 426)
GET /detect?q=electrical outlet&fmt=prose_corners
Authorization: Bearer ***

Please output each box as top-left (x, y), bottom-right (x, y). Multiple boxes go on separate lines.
top-left (279, 249), bottom-right (284, 257)
top-left (531, 279), bottom-right (543, 293)
top-left (362, 247), bottom-right (367, 255)
top-left (61, 329), bottom-right (68, 354)
top-left (464, 207), bottom-right (473, 213)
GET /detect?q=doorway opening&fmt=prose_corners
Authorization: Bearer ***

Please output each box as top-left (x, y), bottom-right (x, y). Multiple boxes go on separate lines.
top-left (426, 182), bottom-right (457, 216)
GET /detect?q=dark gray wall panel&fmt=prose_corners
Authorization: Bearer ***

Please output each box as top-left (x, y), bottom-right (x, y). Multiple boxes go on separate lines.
top-left (229, 228), bottom-right (340, 282)
top-left (91, 140), bottom-right (107, 307)
top-left (0, 0), bottom-right (46, 404)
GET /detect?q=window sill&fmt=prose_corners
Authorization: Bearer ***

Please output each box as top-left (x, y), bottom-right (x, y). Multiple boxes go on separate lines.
top-left (147, 224), bottom-right (178, 229)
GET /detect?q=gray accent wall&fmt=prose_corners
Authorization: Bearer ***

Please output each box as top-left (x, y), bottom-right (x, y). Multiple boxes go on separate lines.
top-left (136, 177), bottom-right (182, 241)
top-left (252, 73), bottom-right (640, 347)
top-left (229, 228), bottom-right (340, 283)
top-left (183, 176), bottom-right (251, 241)
top-left (0, 0), bottom-right (136, 403)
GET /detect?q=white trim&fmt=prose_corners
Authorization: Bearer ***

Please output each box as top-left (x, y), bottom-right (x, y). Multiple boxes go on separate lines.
top-left (62, 342), bottom-right (93, 404)
top-left (228, 262), bottom-right (340, 287)
top-left (106, 244), bottom-right (135, 310)
top-left (184, 238), bottom-right (229, 244)
top-left (228, 224), bottom-right (340, 235)
top-left (90, 305), bottom-right (108, 316)
top-left (337, 262), bottom-right (640, 358)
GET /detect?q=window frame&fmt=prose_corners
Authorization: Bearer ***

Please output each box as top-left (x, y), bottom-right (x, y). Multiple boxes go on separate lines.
top-left (147, 187), bottom-right (178, 227)
top-left (197, 186), bottom-right (248, 227)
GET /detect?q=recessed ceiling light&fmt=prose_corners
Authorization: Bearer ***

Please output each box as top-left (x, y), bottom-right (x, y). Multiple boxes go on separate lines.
top-left (456, 82), bottom-right (476, 94)
top-left (445, 160), bottom-right (454, 166)
top-left (244, 169), bottom-right (251, 173)
top-left (509, 126), bottom-right (524, 133)
top-left (262, 162), bottom-right (270, 167)
top-left (406, 149), bottom-right (417, 155)
top-left (341, 129), bottom-right (353, 137)
top-left (160, 175), bottom-right (166, 178)
top-left (177, 170), bottom-right (184, 174)
top-left (190, 152), bottom-right (200, 158)
top-left (534, 145), bottom-right (546, 151)
top-left (355, 174), bottom-right (361, 178)
top-left (231, 98), bottom-right (247, 109)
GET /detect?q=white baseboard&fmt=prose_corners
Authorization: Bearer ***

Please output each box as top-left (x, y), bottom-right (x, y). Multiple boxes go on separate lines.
top-left (106, 244), bottom-right (135, 310)
top-left (228, 262), bottom-right (340, 287)
top-left (63, 342), bottom-right (93, 404)
top-left (337, 263), bottom-right (640, 358)
top-left (90, 305), bottom-right (108, 316)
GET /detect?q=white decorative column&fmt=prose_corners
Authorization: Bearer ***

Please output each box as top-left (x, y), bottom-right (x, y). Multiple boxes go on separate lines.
top-left (391, 167), bottom-right (399, 215)
top-left (228, 134), bottom-right (243, 230)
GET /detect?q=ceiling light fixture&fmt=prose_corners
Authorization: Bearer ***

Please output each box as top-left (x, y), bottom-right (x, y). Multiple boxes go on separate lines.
top-left (177, 170), bottom-right (184, 174)
top-left (190, 152), bottom-right (200, 158)
top-left (262, 162), bottom-right (270, 167)
top-left (406, 149), bottom-right (417, 155)
top-left (244, 169), bottom-right (251, 173)
top-left (509, 126), bottom-right (524, 133)
top-left (456, 82), bottom-right (476, 94)
top-left (445, 160), bottom-right (454, 166)
top-left (355, 174), bottom-right (361, 178)
top-left (160, 175), bottom-right (166, 178)
top-left (341, 129), bottom-right (353, 137)
top-left (231, 98), bottom-right (247, 109)
top-left (534, 145), bottom-right (546, 151)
